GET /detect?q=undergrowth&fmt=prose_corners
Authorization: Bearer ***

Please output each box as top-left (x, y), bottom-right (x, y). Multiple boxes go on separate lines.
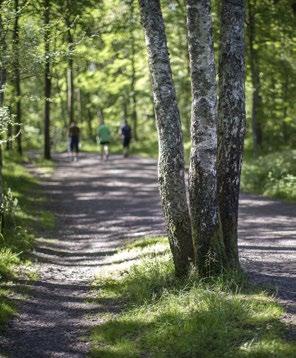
top-left (91, 236), bottom-right (296, 357)
top-left (241, 150), bottom-right (296, 201)
top-left (0, 154), bottom-right (54, 327)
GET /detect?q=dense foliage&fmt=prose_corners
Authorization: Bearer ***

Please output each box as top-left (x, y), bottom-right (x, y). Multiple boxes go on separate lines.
top-left (0, 0), bottom-right (294, 154)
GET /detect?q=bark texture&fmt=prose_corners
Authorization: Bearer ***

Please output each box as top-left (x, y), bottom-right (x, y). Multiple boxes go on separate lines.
top-left (218, 0), bottom-right (246, 270)
top-left (139, 0), bottom-right (193, 276)
top-left (187, 0), bottom-right (225, 275)
top-left (44, 0), bottom-right (51, 159)
top-left (0, 4), bottom-right (5, 230)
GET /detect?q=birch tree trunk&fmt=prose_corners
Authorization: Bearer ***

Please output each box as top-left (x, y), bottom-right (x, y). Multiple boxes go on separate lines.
top-left (186, 0), bottom-right (226, 275)
top-left (130, 0), bottom-right (138, 141)
top-left (0, 2), bottom-right (6, 231)
top-left (44, 0), bottom-right (51, 159)
top-left (138, 0), bottom-right (193, 276)
top-left (65, 0), bottom-right (74, 125)
top-left (217, 0), bottom-right (246, 270)
top-left (67, 28), bottom-right (74, 124)
top-left (13, 0), bottom-right (22, 155)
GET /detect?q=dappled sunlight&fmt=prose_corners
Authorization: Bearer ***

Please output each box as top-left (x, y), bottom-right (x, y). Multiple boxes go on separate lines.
top-left (91, 238), bottom-right (294, 357)
top-left (1, 154), bottom-right (295, 356)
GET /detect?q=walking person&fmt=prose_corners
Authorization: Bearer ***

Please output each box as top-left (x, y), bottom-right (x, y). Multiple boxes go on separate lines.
top-left (68, 122), bottom-right (80, 161)
top-left (120, 120), bottom-right (132, 158)
top-left (97, 120), bottom-right (111, 160)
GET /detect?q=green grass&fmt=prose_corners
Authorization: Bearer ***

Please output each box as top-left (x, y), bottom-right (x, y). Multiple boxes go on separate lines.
top-left (90, 237), bottom-right (296, 358)
top-left (0, 288), bottom-right (16, 327)
top-left (0, 153), bottom-right (55, 327)
top-left (241, 150), bottom-right (296, 201)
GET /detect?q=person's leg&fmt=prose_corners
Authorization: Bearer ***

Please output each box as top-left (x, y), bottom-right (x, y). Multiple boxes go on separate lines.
top-left (104, 145), bottom-right (109, 160)
top-left (70, 139), bottom-right (74, 161)
top-left (75, 140), bottom-right (79, 161)
top-left (100, 144), bottom-right (104, 160)
top-left (123, 138), bottom-right (130, 158)
top-left (122, 139), bottom-right (126, 158)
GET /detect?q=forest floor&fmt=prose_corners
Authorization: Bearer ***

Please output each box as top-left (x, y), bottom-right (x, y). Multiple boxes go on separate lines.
top-left (0, 153), bottom-right (295, 357)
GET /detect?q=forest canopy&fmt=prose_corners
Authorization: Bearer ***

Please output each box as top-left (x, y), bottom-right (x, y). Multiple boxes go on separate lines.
top-left (0, 0), bottom-right (294, 156)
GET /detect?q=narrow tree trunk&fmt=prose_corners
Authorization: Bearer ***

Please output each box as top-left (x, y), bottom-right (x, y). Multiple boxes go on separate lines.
top-left (65, 1), bottom-right (74, 125)
top-left (0, 4), bottom-right (6, 107)
top-left (139, 0), bottom-right (193, 276)
top-left (187, 0), bottom-right (226, 275)
top-left (13, 0), bottom-right (22, 155)
top-left (281, 74), bottom-right (289, 143)
top-left (247, 0), bottom-right (262, 156)
top-left (6, 106), bottom-right (12, 150)
top-left (0, 4), bottom-right (6, 231)
top-left (130, 0), bottom-right (138, 140)
top-left (44, 0), bottom-right (51, 159)
top-left (77, 88), bottom-right (82, 122)
top-left (67, 34), bottom-right (74, 124)
top-left (217, 0), bottom-right (246, 270)
top-left (87, 108), bottom-right (93, 138)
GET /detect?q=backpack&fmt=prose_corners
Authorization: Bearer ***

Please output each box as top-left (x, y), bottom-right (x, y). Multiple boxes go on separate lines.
top-left (122, 124), bottom-right (132, 139)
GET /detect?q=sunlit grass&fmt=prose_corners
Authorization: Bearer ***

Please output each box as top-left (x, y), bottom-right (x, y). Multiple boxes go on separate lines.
top-left (0, 288), bottom-right (16, 327)
top-left (0, 154), bottom-right (55, 327)
top-left (91, 237), bottom-right (296, 357)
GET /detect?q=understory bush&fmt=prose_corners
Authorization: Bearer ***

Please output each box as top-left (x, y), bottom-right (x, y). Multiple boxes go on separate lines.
top-left (0, 156), bottom-right (54, 326)
top-left (241, 150), bottom-right (296, 201)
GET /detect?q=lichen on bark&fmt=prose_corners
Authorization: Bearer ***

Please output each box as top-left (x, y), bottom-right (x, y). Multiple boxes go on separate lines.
top-left (139, 0), bottom-right (193, 276)
top-left (218, 0), bottom-right (246, 270)
top-left (186, 0), bottom-right (226, 275)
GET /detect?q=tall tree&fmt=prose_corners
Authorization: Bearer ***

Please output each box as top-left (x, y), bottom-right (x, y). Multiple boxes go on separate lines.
top-left (0, 0), bottom-right (6, 107)
top-left (217, 0), bottom-right (246, 269)
top-left (13, 0), bottom-right (22, 155)
top-left (44, 0), bottom-right (51, 159)
top-left (138, 0), bottom-right (193, 277)
top-left (187, 0), bottom-right (225, 275)
top-left (65, 0), bottom-right (74, 124)
top-left (129, 0), bottom-right (138, 140)
top-left (0, 0), bottom-right (6, 228)
top-left (247, 0), bottom-right (263, 155)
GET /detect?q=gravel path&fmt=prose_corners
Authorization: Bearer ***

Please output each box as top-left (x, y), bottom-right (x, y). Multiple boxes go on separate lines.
top-left (0, 153), bottom-right (295, 356)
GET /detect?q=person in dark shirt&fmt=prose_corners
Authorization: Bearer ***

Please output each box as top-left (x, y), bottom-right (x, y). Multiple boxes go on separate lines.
top-left (68, 122), bottom-right (80, 161)
top-left (120, 120), bottom-right (132, 158)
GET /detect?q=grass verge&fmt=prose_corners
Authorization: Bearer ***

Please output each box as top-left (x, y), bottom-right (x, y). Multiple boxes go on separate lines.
top-left (90, 236), bottom-right (296, 357)
top-left (0, 153), bottom-right (55, 327)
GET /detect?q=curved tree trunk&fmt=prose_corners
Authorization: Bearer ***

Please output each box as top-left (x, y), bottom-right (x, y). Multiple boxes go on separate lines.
top-left (138, 0), bottom-right (193, 277)
top-left (186, 0), bottom-right (226, 275)
top-left (217, 0), bottom-right (246, 270)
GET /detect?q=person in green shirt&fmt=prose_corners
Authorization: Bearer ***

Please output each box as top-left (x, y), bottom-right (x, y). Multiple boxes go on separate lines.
top-left (97, 120), bottom-right (111, 160)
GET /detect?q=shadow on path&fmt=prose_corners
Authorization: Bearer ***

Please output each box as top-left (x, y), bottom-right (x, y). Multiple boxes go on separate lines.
top-left (0, 153), bottom-right (295, 357)
top-left (0, 154), bottom-right (164, 357)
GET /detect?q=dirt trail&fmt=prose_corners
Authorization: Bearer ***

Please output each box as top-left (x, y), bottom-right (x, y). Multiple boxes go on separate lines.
top-left (0, 153), bottom-right (295, 357)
